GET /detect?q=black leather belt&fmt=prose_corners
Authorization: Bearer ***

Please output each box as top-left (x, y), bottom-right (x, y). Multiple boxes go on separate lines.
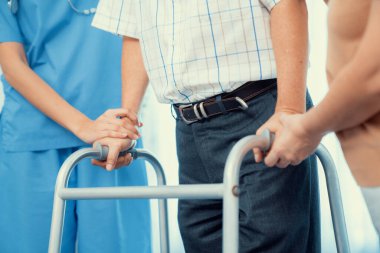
top-left (174, 79), bottom-right (277, 124)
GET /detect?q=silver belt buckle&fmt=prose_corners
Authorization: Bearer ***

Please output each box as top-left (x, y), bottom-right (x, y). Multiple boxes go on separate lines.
top-left (178, 104), bottom-right (199, 125)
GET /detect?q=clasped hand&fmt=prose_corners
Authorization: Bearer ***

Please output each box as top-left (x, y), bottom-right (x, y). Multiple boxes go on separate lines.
top-left (75, 108), bottom-right (142, 171)
top-left (254, 111), bottom-right (323, 168)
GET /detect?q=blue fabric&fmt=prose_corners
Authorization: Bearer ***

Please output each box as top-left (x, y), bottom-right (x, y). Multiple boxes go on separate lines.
top-left (0, 137), bottom-right (151, 253)
top-left (0, 0), bottom-right (124, 151)
top-left (176, 87), bottom-right (321, 252)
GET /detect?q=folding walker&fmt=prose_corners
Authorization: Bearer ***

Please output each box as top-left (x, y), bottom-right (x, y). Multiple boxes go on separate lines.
top-left (48, 130), bottom-right (351, 253)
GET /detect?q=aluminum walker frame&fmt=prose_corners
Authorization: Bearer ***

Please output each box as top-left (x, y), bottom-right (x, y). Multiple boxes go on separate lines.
top-left (49, 130), bottom-right (350, 253)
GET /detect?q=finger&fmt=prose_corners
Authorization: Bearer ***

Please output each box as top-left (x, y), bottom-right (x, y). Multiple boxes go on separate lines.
top-left (104, 109), bottom-right (141, 126)
top-left (91, 159), bottom-right (107, 169)
top-left (115, 110), bottom-right (140, 126)
top-left (121, 153), bottom-right (134, 167)
top-left (106, 146), bottom-right (120, 171)
top-left (100, 124), bottom-right (140, 140)
top-left (276, 158), bottom-right (290, 169)
top-left (264, 150), bottom-right (280, 167)
top-left (122, 124), bottom-right (141, 137)
top-left (113, 154), bottom-right (134, 169)
top-left (252, 148), bottom-right (263, 163)
top-left (290, 159), bottom-right (302, 166)
top-left (104, 108), bottom-right (130, 117)
top-left (91, 154), bottom-right (133, 170)
top-left (256, 125), bottom-right (265, 136)
top-left (108, 121), bottom-right (140, 137)
top-left (99, 127), bottom-right (139, 140)
top-left (103, 117), bottom-right (141, 133)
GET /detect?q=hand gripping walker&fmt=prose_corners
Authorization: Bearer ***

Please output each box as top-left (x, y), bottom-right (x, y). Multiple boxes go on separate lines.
top-left (49, 130), bottom-right (350, 253)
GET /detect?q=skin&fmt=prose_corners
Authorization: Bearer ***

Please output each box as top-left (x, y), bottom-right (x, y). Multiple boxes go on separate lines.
top-left (93, 0), bottom-right (311, 171)
top-left (92, 37), bottom-right (148, 170)
top-left (261, 0), bottom-right (380, 186)
top-left (0, 42), bottom-right (141, 168)
top-left (253, 0), bottom-right (309, 168)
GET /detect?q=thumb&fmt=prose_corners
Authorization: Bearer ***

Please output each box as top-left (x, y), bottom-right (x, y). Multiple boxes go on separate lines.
top-left (256, 123), bottom-right (267, 136)
top-left (106, 146), bottom-right (119, 171)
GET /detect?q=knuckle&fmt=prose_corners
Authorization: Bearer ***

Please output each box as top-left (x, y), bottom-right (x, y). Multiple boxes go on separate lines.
top-left (108, 158), bottom-right (116, 164)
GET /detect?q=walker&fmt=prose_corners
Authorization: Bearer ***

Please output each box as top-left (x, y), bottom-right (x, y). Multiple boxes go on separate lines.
top-left (48, 130), bottom-right (350, 253)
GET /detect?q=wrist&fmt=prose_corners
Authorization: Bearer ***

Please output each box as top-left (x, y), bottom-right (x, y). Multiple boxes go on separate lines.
top-left (301, 110), bottom-right (327, 137)
top-left (69, 114), bottom-right (91, 136)
top-left (121, 102), bottom-right (140, 114)
top-left (275, 106), bottom-right (305, 115)
top-left (275, 96), bottom-right (306, 114)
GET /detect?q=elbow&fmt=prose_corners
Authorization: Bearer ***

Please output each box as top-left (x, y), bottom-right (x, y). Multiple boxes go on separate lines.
top-left (1, 63), bottom-right (17, 84)
top-left (1, 66), bottom-right (13, 84)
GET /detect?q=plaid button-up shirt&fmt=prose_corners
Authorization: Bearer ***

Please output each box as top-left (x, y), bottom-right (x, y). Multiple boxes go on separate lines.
top-left (93, 0), bottom-right (280, 104)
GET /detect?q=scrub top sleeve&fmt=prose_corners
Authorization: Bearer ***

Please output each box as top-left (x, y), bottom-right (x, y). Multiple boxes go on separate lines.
top-left (0, 1), bottom-right (23, 43)
top-left (259, 0), bottom-right (281, 12)
top-left (92, 0), bottom-right (140, 39)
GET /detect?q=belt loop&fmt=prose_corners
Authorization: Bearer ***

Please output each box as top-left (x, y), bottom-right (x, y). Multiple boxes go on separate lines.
top-left (170, 104), bottom-right (178, 120)
top-left (216, 95), bottom-right (227, 114)
top-left (199, 102), bottom-right (208, 118)
top-left (193, 104), bottom-right (202, 120)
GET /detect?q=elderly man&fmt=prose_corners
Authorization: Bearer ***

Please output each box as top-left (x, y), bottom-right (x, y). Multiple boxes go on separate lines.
top-left (92, 0), bottom-right (320, 252)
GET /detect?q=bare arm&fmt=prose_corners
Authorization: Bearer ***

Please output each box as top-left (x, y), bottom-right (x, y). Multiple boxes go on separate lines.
top-left (0, 42), bottom-right (137, 143)
top-left (271, 0), bottom-right (309, 114)
top-left (255, 0), bottom-right (309, 166)
top-left (93, 36), bottom-right (149, 170)
top-left (303, 0), bottom-right (380, 135)
top-left (121, 37), bottom-right (149, 113)
top-left (262, 0), bottom-right (380, 168)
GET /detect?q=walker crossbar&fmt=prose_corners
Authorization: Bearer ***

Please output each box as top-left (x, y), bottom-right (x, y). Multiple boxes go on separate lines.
top-left (48, 130), bottom-right (350, 253)
top-left (59, 184), bottom-right (224, 200)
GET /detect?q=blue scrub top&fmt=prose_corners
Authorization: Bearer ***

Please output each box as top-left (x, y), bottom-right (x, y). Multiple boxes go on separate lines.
top-left (0, 0), bottom-right (123, 151)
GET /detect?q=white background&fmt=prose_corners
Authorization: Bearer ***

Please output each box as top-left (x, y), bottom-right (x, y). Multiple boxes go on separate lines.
top-left (0, 1), bottom-right (379, 252)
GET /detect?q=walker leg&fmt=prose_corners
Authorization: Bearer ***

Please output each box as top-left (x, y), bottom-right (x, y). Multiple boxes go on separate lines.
top-left (316, 145), bottom-right (350, 253)
top-left (158, 199), bottom-right (170, 253)
top-left (48, 195), bottom-right (66, 253)
top-left (223, 188), bottom-right (239, 253)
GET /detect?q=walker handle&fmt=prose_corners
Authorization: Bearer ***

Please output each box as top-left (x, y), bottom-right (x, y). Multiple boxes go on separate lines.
top-left (95, 140), bottom-right (137, 161)
top-left (260, 129), bottom-right (274, 152)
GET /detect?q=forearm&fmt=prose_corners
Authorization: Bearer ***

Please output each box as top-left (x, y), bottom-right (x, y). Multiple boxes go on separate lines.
top-left (0, 43), bottom-right (90, 135)
top-left (270, 0), bottom-right (309, 113)
top-left (121, 37), bottom-right (149, 113)
top-left (303, 62), bottom-right (380, 134)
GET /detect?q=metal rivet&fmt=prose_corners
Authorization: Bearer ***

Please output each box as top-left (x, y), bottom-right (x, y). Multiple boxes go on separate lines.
top-left (232, 186), bottom-right (240, 196)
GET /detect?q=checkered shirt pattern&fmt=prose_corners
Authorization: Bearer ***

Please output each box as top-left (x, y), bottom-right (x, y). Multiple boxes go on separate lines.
top-left (93, 0), bottom-right (280, 104)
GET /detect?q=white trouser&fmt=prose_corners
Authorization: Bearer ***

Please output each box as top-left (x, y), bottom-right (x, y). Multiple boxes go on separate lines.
top-left (361, 187), bottom-right (380, 240)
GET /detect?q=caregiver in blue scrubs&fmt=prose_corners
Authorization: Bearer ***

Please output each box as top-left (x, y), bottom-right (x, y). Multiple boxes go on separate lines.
top-left (0, 1), bottom-right (151, 252)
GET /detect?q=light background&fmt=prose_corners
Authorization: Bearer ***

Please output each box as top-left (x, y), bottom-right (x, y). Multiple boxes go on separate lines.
top-left (0, 1), bottom-right (379, 252)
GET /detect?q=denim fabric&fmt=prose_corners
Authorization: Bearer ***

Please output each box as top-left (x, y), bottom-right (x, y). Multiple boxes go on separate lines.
top-left (176, 87), bottom-right (320, 253)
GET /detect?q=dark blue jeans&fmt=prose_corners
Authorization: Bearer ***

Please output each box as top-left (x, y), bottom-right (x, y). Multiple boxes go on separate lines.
top-left (176, 87), bottom-right (320, 253)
